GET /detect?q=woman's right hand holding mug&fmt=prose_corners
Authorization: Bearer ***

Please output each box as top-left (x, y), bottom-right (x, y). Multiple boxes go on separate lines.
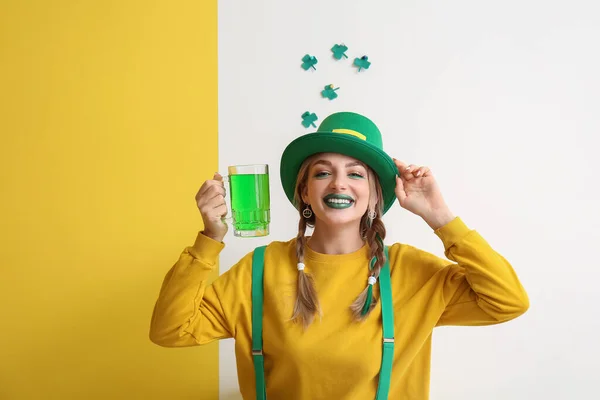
top-left (195, 172), bottom-right (228, 242)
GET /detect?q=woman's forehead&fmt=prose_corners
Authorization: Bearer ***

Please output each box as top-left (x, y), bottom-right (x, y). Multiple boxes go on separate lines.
top-left (310, 152), bottom-right (365, 166)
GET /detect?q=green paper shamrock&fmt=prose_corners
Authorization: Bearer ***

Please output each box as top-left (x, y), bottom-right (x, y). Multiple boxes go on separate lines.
top-left (354, 55), bottom-right (371, 71)
top-left (301, 111), bottom-right (318, 128)
top-left (321, 84), bottom-right (339, 100)
top-left (331, 44), bottom-right (349, 60)
top-left (301, 54), bottom-right (318, 70)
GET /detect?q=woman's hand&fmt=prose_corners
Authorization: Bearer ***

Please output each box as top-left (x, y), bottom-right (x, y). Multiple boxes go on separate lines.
top-left (195, 173), bottom-right (228, 242)
top-left (393, 159), bottom-right (455, 230)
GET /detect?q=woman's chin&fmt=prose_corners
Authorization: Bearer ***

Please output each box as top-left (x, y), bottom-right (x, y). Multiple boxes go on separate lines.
top-left (315, 209), bottom-right (363, 227)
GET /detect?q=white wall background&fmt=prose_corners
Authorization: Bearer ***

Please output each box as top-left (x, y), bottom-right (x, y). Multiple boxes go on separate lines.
top-left (218, 1), bottom-right (600, 398)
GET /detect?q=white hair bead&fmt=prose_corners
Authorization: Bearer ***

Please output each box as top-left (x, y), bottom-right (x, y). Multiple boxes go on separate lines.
top-left (368, 276), bottom-right (377, 286)
top-left (297, 263), bottom-right (305, 271)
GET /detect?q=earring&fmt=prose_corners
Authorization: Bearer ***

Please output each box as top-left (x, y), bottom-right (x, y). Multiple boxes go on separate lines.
top-left (302, 205), bottom-right (313, 218)
top-left (366, 209), bottom-right (377, 228)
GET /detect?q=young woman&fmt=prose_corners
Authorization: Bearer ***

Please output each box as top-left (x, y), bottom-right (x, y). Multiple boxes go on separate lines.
top-left (150, 112), bottom-right (529, 399)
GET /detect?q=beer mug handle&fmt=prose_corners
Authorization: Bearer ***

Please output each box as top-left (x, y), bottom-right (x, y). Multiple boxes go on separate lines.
top-left (219, 174), bottom-right (234, 223)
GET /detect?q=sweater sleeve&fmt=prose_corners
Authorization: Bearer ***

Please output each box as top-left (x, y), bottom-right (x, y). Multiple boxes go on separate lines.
top-left (431, 217), bottom-right (529, 326)
top-left (149, 232), bottom-right (233, 347)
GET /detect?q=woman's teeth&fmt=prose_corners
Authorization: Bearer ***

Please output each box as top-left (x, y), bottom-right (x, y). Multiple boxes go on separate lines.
top-left (323, 197), bottom-right (354, 209)
top-left (326, 199), bottom-right (352, 204)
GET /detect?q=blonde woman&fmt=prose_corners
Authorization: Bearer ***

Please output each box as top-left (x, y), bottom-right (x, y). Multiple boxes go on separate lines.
top-left (150, 112), bottom-right (529, 399)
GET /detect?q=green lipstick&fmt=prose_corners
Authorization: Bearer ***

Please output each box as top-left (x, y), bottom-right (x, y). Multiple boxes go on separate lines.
top-left (323, 194), bottom-right (355, 209)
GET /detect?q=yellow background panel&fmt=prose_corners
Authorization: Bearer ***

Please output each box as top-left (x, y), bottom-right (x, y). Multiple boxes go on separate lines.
top-left (0, 1), bottom-right (219, 398)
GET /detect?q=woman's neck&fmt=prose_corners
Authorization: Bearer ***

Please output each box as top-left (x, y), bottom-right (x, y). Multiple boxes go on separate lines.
top-left (307, 222), bottom-right (365, 255)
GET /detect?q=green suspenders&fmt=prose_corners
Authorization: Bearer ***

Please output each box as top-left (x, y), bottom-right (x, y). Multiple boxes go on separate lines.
top-left (251, 246), bottom-right (267, 400)
top-left (251, 246), bottom-right (394, 400)
top-left (376, 246), bottom-right (395, 399)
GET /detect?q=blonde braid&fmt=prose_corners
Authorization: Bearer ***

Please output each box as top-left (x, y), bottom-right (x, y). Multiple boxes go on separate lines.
top-left (291, 156), bottom-right (321, 329)
top-left (291, 213), bottom-right (321, 328)
top-left (350, 169), bottom-right (387, 321)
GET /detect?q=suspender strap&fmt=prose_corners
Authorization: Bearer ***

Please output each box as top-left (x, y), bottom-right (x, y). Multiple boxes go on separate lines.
top-left (375, 246), bottom-right (394, 400)
top-left (251, 246), bottom-right (267, 400)
top-left (251, 245), bottom-right (395, 400)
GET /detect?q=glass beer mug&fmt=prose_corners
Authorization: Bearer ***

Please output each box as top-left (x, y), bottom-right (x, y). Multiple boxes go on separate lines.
top-left (221, 164), bottom-right (270, 237)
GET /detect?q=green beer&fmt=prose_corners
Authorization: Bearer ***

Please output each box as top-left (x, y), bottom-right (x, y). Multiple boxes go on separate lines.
top-left (227, 164), bottom-right (270, 237)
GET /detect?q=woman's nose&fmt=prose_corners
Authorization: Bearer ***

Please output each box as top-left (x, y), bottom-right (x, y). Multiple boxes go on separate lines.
top-left (329, 174), bottom-right (347, 190)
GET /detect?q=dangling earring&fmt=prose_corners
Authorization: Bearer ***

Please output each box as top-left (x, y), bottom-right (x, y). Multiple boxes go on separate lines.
top-left (302, 205), bottom-right (313, 218)
top-left (367, 209), bottom-right (376, 228)
top-left (368, 210), bottom-right (377, 220)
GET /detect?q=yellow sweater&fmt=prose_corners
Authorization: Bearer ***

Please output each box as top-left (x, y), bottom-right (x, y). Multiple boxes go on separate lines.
top-left (150, 217), bottom-right (529, 399)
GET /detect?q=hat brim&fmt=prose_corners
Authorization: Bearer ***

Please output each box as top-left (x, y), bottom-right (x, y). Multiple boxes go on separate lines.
top-left (280, 132), bottom-right (399, 215)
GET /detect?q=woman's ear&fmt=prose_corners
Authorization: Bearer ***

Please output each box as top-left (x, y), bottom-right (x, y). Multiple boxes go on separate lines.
top-left (369, 202), bottom-right (377, 213)
top-left (301, 185), bottom-right (309, 205)
top-left (369, 194), bottom-right (378, 212)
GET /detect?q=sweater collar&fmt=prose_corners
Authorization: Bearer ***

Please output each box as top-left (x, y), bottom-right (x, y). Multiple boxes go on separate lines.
top-left (303, 238), bottom-right (371, 265)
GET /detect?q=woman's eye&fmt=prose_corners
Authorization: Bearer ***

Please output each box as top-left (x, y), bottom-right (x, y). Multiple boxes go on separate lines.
top-left (314, 171), bottom-right (331, 178)
top-left (349, 172), bottom-right (365, 179)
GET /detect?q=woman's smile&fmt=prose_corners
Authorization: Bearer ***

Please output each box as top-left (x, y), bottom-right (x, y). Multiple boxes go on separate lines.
top-left (323, 193), bottom-right (355, 209)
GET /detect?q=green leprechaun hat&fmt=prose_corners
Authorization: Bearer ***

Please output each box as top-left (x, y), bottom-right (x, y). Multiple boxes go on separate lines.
top-left (280, 112), bottom-right (398, 215)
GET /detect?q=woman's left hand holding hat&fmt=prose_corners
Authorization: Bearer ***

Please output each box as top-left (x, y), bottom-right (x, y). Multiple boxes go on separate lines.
top-left (393, 158), bottom-right (456, 230)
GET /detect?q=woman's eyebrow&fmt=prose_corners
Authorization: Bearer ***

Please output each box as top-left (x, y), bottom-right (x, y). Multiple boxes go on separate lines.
top-left (312, 160), bottom-right (332, 167)
top-left (345, 161), bottom-right (366, 168)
